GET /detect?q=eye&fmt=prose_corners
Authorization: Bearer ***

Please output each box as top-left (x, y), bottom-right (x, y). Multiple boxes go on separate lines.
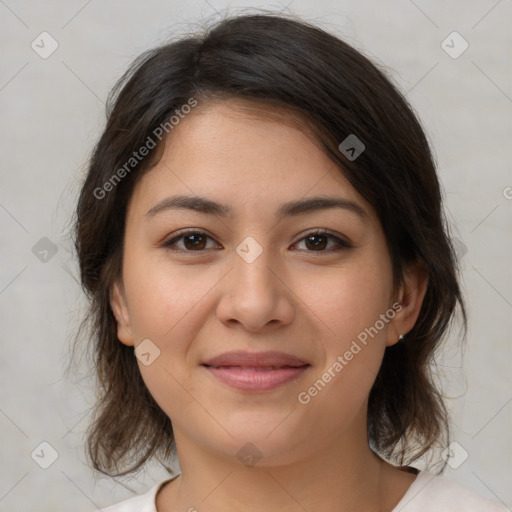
top-left (292, 229), bottom-right (352, 252)
top-left (162, 230), bottom-right (219, 252)
top-left (162, 229), bottom-right (352, 254)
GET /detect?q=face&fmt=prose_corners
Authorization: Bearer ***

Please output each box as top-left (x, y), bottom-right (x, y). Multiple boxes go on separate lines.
top-left (111, 99), bottom-right (424, 467)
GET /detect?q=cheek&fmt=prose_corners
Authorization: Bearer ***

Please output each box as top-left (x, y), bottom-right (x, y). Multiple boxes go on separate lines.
top-left (304, 258), bottom-right (393, 348)
top-left (122, 251), bottom-right (221, 409)
top-left (296, 291), bottom-right (391, 434)
top-left (123, 249), bottom-right (219, 342)
top-left (299, 258), bottom-right (393, 404)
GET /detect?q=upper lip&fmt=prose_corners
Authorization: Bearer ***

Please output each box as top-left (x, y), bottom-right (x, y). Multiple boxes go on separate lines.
top-left (202, 351), bottom-right (309, 368)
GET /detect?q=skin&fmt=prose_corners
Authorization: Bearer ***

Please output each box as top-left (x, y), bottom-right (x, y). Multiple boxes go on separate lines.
top-left (111, 98), bottom-right (428, 512)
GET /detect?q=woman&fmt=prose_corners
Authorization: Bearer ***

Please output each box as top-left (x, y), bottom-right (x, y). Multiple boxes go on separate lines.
top-left (73, 12), bottom-right (506, 511)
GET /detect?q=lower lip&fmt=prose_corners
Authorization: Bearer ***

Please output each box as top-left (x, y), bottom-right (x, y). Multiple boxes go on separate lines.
top-left (203, 365), bottom-right (309, 391)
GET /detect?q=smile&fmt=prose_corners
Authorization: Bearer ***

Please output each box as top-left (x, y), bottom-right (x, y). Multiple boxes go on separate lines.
top-left (203, 366), bottom-right (310, 391)
top-left (201, 351), bottom-right (311, 391)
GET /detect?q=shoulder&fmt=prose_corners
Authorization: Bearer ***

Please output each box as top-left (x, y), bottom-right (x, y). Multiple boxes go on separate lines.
top-left (394, 471), bottom-right (509, 512)
top-left (97, 478), bottom-right (174, 512)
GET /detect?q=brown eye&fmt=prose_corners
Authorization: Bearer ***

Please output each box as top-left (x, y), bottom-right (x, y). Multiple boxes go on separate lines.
top-left (182, 233), bottom-right (207, 250)
top-left (163, 231), bottom-right (218, 252)
top-left (304, 234), bottom-right (328, 250)
top-left (293, 230), bottom-right (352, 252)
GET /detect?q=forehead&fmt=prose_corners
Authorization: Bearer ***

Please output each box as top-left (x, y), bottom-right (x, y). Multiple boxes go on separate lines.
top-left (164, 97), bottom-right (332, 169)
top-left (126, 98), bottom-right (373, 221)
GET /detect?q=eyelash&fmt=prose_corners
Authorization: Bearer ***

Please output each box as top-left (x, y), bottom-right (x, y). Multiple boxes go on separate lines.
top-left (161, 229), bottom-right (353, 254)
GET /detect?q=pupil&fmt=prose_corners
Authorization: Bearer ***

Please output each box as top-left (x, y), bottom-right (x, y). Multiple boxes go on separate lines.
top-left (307, 235), bottom-right (326, 250)
top-left (185, 235), bottom-right (205, 250)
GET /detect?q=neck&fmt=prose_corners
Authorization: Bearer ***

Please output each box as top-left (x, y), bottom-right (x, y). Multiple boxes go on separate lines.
top-left (156, 422), bottom-right (414, 512)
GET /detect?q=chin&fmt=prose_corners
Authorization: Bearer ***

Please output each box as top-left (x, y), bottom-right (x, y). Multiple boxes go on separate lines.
top-left (197, 411), bottom-right (313, 467)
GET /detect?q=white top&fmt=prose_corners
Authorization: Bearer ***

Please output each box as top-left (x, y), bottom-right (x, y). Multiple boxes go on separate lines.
top-left (100, 471), bottom-right (508, 511)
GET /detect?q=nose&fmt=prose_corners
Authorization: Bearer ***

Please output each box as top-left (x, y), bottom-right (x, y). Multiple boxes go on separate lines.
top-left (215, 238), bottom-right (295, 333)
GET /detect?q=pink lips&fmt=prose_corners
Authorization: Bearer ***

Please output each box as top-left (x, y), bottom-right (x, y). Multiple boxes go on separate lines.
top-left (202, 351), bottom-right (310, 391)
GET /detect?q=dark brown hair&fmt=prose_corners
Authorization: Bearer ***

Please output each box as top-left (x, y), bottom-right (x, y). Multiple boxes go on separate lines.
top-left (71, 12), bottom-right (466, 477)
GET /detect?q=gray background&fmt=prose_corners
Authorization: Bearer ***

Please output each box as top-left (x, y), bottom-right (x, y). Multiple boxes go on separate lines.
top-left (0, 0), bottom-right (511, 510)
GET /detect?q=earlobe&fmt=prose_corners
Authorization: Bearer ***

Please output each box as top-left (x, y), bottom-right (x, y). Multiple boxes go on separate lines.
top-left (386, 263), bottom-right (428, 346)
top-left (110, 281), bottom-right (135, 347)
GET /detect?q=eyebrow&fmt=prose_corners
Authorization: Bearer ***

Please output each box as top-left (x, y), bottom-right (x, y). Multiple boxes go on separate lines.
top-left (145, 194), bottom-right (367, 222)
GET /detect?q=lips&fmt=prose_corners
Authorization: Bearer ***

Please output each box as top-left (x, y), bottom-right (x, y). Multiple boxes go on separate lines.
top-left (202, 351), bottom-right (310, 391)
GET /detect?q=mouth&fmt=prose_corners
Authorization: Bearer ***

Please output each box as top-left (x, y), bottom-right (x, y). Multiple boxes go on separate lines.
top-left (201, 351), bottom-right (311, 391)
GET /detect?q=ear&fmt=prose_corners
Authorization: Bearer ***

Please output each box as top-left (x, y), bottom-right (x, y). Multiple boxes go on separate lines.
top-left (110, 281), bottom-right (135, 347)
top-left (386, 262), bottom-right (428, 347)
